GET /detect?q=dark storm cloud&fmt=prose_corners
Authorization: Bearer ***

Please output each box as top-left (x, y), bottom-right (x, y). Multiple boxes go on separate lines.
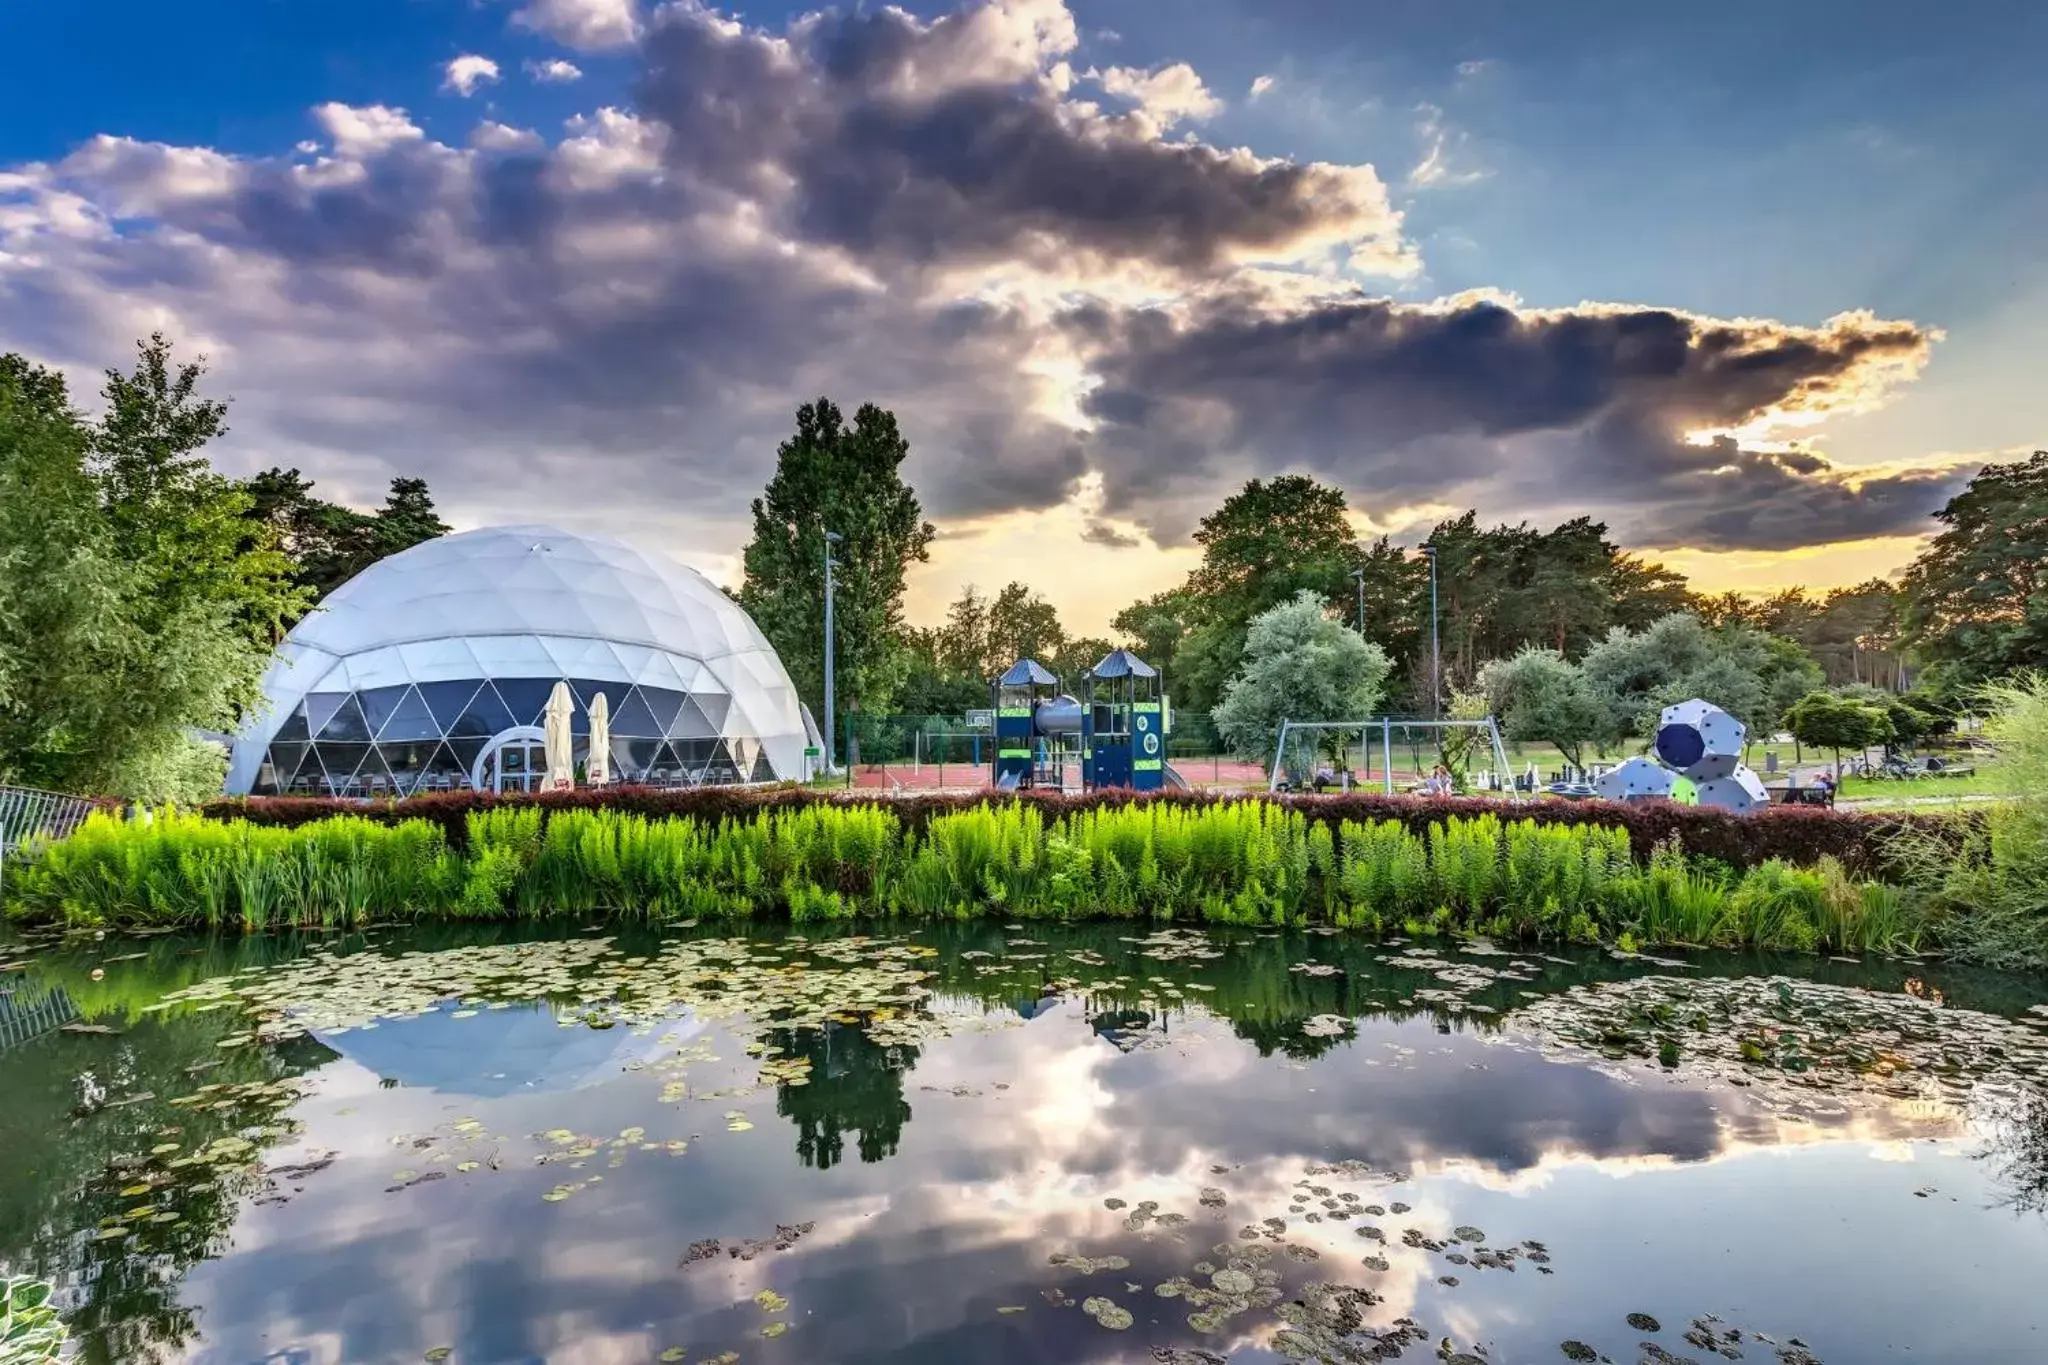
top-left (632, 0), bottom-right (1406, 276)
top-left (1075, 291), bottom-right (1962, 549)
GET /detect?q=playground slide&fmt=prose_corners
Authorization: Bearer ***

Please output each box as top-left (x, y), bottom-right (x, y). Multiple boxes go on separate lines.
top-left (995, 770), bottom-right (1022, 793)
top-left (1163, 763), bottom-right (1192, 791)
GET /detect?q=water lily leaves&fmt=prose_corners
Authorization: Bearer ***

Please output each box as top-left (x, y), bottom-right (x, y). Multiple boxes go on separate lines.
top-left (754, 1290), bottom-right (789, 1313)
top-left (659, 1350), bottom-right (687, 1362)
top-left (996, 1305), bottom-right (1026, 1315)
top-left (761, 1321), bottom-right (789, 1338)
top-left (1628, 1313), bottom-right (1663, 1332)
top-left (1210, 1268), bottom-right (1254, 1295)
top-left (1081, 1296), bottom-right (1133, 1330)
top-left (1560, 1343), bottom-right (1597, 1362)
top-left (423, 1349), bottom-right (452, 1363)
top-left (1454, 1225), bottom-right (1486, 1242)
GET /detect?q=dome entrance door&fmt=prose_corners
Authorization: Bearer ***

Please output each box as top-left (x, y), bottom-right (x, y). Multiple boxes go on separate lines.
top-left (475, 726), bottom-right (551, 793)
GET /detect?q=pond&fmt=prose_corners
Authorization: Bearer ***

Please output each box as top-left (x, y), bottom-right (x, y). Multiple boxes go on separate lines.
top-left (4, 921), bottom-right (2048, 1364)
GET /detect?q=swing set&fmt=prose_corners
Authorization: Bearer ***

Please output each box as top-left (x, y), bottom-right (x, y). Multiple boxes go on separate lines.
top-left (1264, 716), bottom-right (1518, 796)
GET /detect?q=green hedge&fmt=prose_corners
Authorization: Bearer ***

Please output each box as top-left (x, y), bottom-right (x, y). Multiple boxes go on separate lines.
top-left (4, 802), bottom-right (1930, 955)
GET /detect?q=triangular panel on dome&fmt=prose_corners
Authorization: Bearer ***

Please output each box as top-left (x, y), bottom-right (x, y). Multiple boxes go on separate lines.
top-left (491, 677), bottom-right (561, 728)
top-left (607, 736), bottom-right (659, 783)
top-left (340, 646), bottom-right (410, 693)
top-left (633, 651), bottom-right (694, 693)
top-left (317, 693), bottom-right (375, 742)
top-left (270, 702), bottom-right (314, 745)
top-left (746, 748), bottom-right (776, 783)
top-left (543, 637), bottom-right (628, 681)
top-left (449, 683), bottom-right (519, 738)
top-left (606, 642), bottom-right (659, 683)
top-left (376, 686), bottom-right (441, 742)
top-left (304, 692), bottom-right (349, 740)
top-left (418, 680), bottom-right (484, 733)
top-left (357, 685), bottom-right (412, 738)
top-left (443, 737), bottom-right (487, 787)
top-left (311, 742), bottom-right (372, 788)
top-left (629, 686), bottom-right (680, 736)
top-left (264, 741), bottom-right (312, 792)
top-left (605, 687), bottom-right (665, 739)
top-left (691, 690), bottom-right (734, 734)
top-left (397, 637), bottom-right (486, 684)
top-left (669, 694), bottom-right (720, 739)
top-left (467, 636), bottom-right (559, 678)
top-left (355, 745), bottom-right (400, 797)
top-left (377, 739), bottom-right (438, 795)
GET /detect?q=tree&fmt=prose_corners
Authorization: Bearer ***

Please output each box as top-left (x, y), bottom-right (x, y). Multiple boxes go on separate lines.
top-left (984, 582), bottom-right (1064, 671)
top-left (1784, 690), bottom-right (1894, 778)
top-left (243, 467), bottom-right (451, 610)
top-left (739, 399), bottom-right (935, 717)
top-left (1478, 647), bottom-right (1607, 771)
top-left (1188, 476), bottom-right (1361, 626)
top-left (1579, 612), bottom-right (1820, 747)
top-left (0, 338), bottom-right (299, 800)
top-left (1903, 450), bottom-right (2048, 690)
top-left (1212, 590), bottom-right (1392, 780)
top-left (1111, 588), bottom-right (1198, 671)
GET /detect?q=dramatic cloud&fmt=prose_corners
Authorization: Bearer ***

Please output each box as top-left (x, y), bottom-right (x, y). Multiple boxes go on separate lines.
top-left (1076, 292), bottom-right (1963, 548)
top-left (512, 0), bottom-right (640, 51)
top-left (1249, 74), bottom-right (1276, 100)
top-left (524, 57), bottom-right (584, 83)
top-left (442, 55), bottom-right (502, 97)
top-left (0, 0), bottom-right (1969, 563)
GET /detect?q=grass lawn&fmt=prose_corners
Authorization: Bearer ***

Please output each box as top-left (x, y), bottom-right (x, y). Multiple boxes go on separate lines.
top-left (1837, 768), bottom-right (2002, 801)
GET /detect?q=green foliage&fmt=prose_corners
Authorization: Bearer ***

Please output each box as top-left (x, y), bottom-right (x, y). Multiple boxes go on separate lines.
top-left (1479, 647), bottom-right (1608, 769)
top-left (243, 467), bottom-right (450, 609)
top-left (6, 799), bottom-right (1932, 957)
top-left (739, 398), bottom-right (935, 715)
top-left (1212, 590), bottom-right (1394, 777)
top-left (1903, 674), bottom-right (2048, 969)
top-left (1, 339), bottom-right (304, 797)
top-left (1902, 450), bottom-right (2048, 690)
top-left (1581, 612), bottom-right (1822, 745)
top-left (1784, 690), bottom-right (1894, 767)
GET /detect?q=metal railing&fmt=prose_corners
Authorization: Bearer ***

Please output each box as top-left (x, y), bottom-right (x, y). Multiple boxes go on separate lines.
top-left (1, 782), bottom-right (96, 888)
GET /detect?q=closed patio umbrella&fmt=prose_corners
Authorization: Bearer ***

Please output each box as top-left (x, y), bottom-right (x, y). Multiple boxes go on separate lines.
top-left (587, 690), bottom-right (611, 785)
top-left (544, 680), bottom-right (575, 789)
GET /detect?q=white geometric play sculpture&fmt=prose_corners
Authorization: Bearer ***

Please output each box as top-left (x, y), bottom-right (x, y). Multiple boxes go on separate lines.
top-left (1694, 767), bottom-right (1771, 815)
top-left (1653, 698), bottom-right (1746, 781)
top-left (1593, 756), bottom-right (1677, 803)
top-left (1646, 699), bottom-right (1769, 815)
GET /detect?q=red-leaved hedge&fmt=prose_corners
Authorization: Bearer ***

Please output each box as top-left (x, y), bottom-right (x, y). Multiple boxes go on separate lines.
top-left (196, 785), bottom-right (1948, 878)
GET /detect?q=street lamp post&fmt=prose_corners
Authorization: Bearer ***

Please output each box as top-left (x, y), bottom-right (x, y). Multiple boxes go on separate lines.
top-left (822, 529), bottom-right (842, 772)
top-left (1350, 567), bottom-right (1366, 638)
top-left (1421, 544), bottom-right (1440, 719)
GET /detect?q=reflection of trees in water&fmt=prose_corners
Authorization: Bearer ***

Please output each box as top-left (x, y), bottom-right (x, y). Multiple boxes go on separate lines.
top-left (0, 1003), bottom-right (325, 1365)
top-left (1980, 1082), bottom-right (2048, 1216)
top-left (768, 1022), bottom-right (918, 1170)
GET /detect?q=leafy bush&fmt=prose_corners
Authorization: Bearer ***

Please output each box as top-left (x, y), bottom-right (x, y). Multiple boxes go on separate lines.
top-left (2, 1274), bottom-right (67, 1363)
top-left (9, 797), bottom-right (1933, 954)
top-left (196, 783), bottom-right (1932, 876)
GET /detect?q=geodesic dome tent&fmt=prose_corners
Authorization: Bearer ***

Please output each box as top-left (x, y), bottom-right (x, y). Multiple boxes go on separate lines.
top-left (225, 525), bottom-right (819, 797)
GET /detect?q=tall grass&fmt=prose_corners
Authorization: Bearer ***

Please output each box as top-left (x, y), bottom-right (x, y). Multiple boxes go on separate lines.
top-left (2, 798), bottom-right (1930, 954)
top-left (1896, 674), bottom-right (2048, 969)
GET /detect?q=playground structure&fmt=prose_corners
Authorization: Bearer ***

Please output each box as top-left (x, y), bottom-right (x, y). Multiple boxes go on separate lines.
top-left (1591, 698), bottom-right (1770, 813)
top-left (990, 649), bottom-right (1176, 792)
top-left (1264, 717), bottom-right (1517, 795)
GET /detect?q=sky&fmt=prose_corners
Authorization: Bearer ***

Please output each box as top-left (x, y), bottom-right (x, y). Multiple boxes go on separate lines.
top-left (1, 0), bottom-right (2041, 634)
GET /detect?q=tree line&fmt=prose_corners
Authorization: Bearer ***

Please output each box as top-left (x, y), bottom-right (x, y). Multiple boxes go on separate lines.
top-left (1, 337), bottom-right (449, 799)
top-left (733, 399), bottom-right (2044, 772)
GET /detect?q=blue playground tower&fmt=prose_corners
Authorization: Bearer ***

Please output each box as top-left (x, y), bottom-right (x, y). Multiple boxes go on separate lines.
top-left (990, 649), bottom-right (1171, 790)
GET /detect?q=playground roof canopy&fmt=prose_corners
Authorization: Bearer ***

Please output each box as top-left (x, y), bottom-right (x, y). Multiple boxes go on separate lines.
top-left (1090, 649), bottom-right (1157, 679)
top-left (997, 658), bottom-right (1059, 687)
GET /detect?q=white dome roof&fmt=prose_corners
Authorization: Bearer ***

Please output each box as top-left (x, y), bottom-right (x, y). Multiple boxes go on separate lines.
top-left (226, 525), bottom-right (815, 794)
